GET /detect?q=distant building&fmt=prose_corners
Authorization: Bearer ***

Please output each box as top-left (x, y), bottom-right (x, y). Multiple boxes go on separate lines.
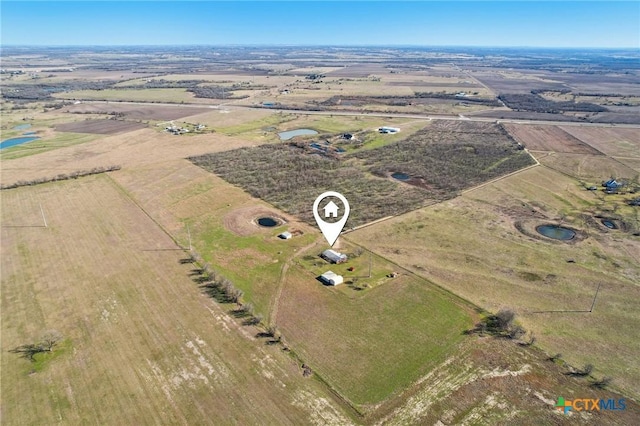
top-left (278, 231), bottom-right (292, 240)
top-left (321, 249), bottom-right (347, 264)
top-left (603, 179), bottom-right (622, 189)
top-left (320, 271), bottom-right (344, 286)
top-left (379, 126), bottom-right (400, 134)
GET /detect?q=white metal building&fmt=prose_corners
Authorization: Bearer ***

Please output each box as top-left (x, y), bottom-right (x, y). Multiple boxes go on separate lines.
top-left (320, 271), bottom-right (344, 286)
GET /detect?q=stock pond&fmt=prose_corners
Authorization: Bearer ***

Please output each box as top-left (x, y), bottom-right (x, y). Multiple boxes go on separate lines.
top-left (535, 225), bottom-right (576, 241)
top-left (391, 172), bottom-right (410, 181)
top-left (257, 217), bottom-right (278, 227)
top-left (0, 136), bottom-right (40, 150)
top-left (278, 129), bottom-right (318, 141)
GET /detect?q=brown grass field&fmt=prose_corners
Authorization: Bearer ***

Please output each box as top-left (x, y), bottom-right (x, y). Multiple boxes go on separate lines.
top-left (2, 53), bottom-right (640, 424)
top-left (537, 152), bottom-right (638, 181)
top-left (55, 118), bottom-right (147, 134)
top-left (349, 165), bottom-right (640, 401)
top-left (559, 126), bottom-right (640, 159)
top-left (0, 175), bottom-right (354, 425)
top-left (503, 124), bottom-right (602, 154)
top-left (63, 102), bottom-right (213, 120)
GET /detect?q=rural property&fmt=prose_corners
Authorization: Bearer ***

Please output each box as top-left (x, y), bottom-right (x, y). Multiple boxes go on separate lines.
top-left (1, 40), bottom-right (639, 425)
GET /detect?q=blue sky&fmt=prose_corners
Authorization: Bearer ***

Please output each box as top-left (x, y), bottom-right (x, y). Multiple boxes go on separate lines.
top-left (1, 1), bottom-right (638, 48)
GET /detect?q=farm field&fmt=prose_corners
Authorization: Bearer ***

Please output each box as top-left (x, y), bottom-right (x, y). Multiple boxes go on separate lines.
top-left (537, 152), bottom-right (638, 182)
top-left (109, 160), bottom-right (615, 421)
top-left (503, 123), bottom-right (602, 154)
top-left (2, 44), bottom-right (640, 425)
top-left (0, 132), bottom-right (98, 160)
top-left (0, 121), bottom-right (268, 187)
top-left (63, 102), bottom-right (214, 120)
top-left (108, 159), bottom-right (319, 321)
top-left (558, 126), bottom-right (640, 159)
top-left (277, 259), bottom-right (472, 412)
top-left (54, 88), bottom-right (200, 103)
top-left (55, 118), bottom-right (147, 134)
top-left (0, 175), bottom-right (353, 425)
top-left (349, 165), bottom-right (640, 400)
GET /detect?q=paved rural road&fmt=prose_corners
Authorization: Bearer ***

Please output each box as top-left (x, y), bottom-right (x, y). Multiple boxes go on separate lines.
top-left (83, 100), bottom-right (640, 129)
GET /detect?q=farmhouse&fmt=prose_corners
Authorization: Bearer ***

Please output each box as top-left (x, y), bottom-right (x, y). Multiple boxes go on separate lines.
top-left (321, 249), bottom-right (347, 264)
top-left (320, 271), bottom-right (344, 286)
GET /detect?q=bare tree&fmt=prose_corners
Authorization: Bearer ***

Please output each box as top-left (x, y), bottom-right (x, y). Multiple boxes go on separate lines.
top-left (592, 376), bottom-right (613, 389)
top-left (579, 364), bottom-right (594, 376)
top-left (40, 330), bottom-right (63, 351)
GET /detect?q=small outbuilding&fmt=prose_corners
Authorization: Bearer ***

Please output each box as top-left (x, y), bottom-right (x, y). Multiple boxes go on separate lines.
top-left (321, 249), bottom-right (347, 264)
top-left (278, 231), bottom-right (292, 240)
top-left (379, 126), bottom-right (400, 134)
top-left (320, 271), bottom-right (344, 286)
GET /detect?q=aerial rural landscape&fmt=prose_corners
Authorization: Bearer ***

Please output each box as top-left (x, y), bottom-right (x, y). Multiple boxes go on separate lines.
top-left (1, 2), bottom-right (639, 425)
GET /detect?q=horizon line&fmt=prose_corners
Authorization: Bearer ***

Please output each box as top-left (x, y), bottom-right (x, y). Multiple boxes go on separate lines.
top-left (2, 44), bottom-right (639, 50)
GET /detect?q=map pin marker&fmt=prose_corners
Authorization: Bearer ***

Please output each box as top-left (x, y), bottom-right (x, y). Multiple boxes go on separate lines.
top-left (313, 191), bottom-right (350, 247)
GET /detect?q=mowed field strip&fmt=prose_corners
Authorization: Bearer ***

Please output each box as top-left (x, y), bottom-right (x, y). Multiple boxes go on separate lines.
top-left (0, 175), bottom-right (353, 425)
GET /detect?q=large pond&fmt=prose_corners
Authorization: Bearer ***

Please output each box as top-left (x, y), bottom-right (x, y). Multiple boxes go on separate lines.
top-left (536, 225), bottom-right (576, 241)
top-left (278, 128), bottom-right (318, 141)
top-left (391, 172), bottom-right (410, 181)
top-left (257, 217), bottom-right (278, 227)
top-left (0, 136), bottom-right (40, 150)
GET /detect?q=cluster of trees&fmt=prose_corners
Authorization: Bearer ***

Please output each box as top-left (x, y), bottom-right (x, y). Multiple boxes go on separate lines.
top-left (499, 93), bottom-right (607, 113)
top-left (119, 79), bottom-right (206, 89)
top-left (319, 94), bottom-right (501, 108)
top-left (1, 81), bottom-right (114, 102)
top-left (468, 309), bottom-right (613, 390)
top-left (353, 124), bottom-right (534, 194)
top-left (187, 86), bottom-right (248, 100)
top-left (189, 145), bottom-right (429, 228)
top-left (467, 308), bottom-right (526, 339)
top-left (414, 92), bottom-right (502, 106)
top-left (189, 121), bottom-right (535, 228)
top-left (1, 165), bottom-right (121, 190)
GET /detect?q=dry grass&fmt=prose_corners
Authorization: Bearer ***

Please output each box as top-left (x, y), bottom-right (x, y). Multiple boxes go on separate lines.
top-left (63, 102), bottom-right (213, 120)
top-left (349, 166), bottom-right (640, 400)
top-left (55, 119), bottom-right (147, 134)
top-left (559, 126), bottom-right (640, 159)
top-left (278, 258), bottom-right (472, 412)
top-left (0, 175), bottom-right (352, 425)
top-left (504, 124), bottom-right (602, 154)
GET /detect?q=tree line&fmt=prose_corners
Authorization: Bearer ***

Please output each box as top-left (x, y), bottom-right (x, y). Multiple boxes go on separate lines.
top-left (1, 166), bottom-right (122, 190)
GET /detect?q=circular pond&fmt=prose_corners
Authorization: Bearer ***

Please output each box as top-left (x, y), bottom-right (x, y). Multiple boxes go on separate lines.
top-left (391, 172), bottom-right (410, 181)
top-left (536, 225), bottom-right (576, 241)
top-left (601, 220), bottom-right (617, 229)
top-left (257, 217), bottom-right (278, 227)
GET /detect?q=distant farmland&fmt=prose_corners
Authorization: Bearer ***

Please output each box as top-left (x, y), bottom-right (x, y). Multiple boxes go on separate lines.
top-left (189, 121), bottom-right (535, 227)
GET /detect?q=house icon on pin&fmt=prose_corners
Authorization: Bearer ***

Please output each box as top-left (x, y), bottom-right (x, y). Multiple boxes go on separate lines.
top-left (323, 201), bottom-right (339, 218)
